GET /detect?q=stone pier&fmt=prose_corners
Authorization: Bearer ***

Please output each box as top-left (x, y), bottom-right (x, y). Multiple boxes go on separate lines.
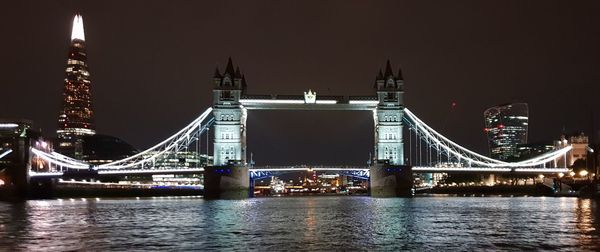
top-left (203, 165), bottom-right (249, 199)
top-left (370, 162), bottom-right (413, 197)
top-left (0, 137), bottom-right (31, 201)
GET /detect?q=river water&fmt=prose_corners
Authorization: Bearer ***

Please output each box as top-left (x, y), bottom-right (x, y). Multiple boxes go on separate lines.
top-left (0, 196), bottom-right (599, 251)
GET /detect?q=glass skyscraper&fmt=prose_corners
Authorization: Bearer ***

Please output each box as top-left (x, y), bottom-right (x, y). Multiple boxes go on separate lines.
top-left (56, 15), bottom-right (95, 158)
top-left (57, 15), bottom-right (95, 138)
top-left (484, 103), bottom-right (529, 161)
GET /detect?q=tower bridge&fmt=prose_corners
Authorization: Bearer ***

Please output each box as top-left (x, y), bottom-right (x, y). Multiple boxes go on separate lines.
top-left (2, 58), bottom-right (572, 199)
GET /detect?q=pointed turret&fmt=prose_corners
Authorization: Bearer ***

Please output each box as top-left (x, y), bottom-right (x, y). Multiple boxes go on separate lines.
top-left (224, 57), bottom-right (235, 76)
top-left (71, 14), bottom-right (85, 41)
top-left (384, 60), bottom-right (393, 77)
top-left (376, 69), bottom-right (384, 80)
top-left (235, 66), bottom-right (242, 78)
top-left (374, 60), bottom-right (403, 91)
top-left (213, 67), bottom-right (222, 78)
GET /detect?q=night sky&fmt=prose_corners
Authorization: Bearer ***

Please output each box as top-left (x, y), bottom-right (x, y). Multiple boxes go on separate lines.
top-left (2, 1), bottom-right (600, 166)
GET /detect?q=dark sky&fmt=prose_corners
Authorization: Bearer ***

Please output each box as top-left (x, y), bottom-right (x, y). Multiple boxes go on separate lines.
top-left (2, 1), bottom-right (600, 166)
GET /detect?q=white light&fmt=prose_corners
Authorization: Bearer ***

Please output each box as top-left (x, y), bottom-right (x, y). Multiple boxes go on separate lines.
top-left (514, 168), bottom-right (570, 173)
top-left (0, 123), bottom-right (19, 128)
top-left (349, 100), bottom-right (379, 105)
top-left (315, 100), bottom-right (337, 104)
top-left (97, 168), bottom-right (204, 175)
top-left (71, 15), bottom-right (85, 41)
top-left (413, 167), bottom-right (511, 172)
top-left (240, 99), bottom-right (305, 104)
top-left (587, 146), bottom-right (594, 153)
top-left (0, 149), bottom-right (12, 160)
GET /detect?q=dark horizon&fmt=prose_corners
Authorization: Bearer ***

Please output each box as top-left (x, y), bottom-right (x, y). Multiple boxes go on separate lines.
top-left (2, 1), bottom-right (600, 165)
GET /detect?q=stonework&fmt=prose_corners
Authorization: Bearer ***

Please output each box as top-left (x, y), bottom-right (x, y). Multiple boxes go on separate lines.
top-left (374, 60), bottom-right (405, 165)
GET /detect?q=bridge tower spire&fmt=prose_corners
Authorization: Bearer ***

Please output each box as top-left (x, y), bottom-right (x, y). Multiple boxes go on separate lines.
top-left (374, 60), bottom-right (404, 165)
top-left (212, 57), bottom-right (247, 166)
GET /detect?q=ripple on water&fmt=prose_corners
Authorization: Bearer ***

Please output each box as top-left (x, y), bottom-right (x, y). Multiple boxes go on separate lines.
top-left (0, 197), bottom-right (599, 251)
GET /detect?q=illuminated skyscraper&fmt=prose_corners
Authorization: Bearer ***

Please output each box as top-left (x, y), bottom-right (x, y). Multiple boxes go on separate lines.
top-left (484, 103), bottom-right (529, 161)
top-left (56, 15), bottom-right (95, 157)
top-left (57, 15), bottom-right (95, 138)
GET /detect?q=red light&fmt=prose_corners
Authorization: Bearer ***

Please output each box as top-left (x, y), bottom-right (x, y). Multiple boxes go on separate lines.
top-left (451, 101), bottom-right (457, 107)
top-left (483, 128), bottom-right (489, 132)
top-left (498, 124), bottom-right (504, 129)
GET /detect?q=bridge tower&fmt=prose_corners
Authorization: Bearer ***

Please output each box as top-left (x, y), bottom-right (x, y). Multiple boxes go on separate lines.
top-left (370, 60), bottom-right (413, 197)
top-left (205, 58), bottom-right (249, 199)
top-left (211, 57), bottom-right (247, 166)
top-left (374, 60), bottom-right (404, 165)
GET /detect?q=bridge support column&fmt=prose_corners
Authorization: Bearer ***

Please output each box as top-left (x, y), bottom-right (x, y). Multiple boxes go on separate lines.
top-left (369, 162), bottom-right (413, 197)
top-left (204, 165), bottom-right (249, 199)
top-left (0, 138), bottom-right (31, 201)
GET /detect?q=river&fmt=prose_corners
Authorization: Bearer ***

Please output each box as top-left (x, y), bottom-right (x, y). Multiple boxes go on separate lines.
top-left (1, 196), bottom-right (599, 251)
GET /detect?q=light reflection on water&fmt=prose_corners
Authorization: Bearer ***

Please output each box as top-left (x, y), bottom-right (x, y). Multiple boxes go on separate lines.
top-left (0, 196), bottom-right (599, 251)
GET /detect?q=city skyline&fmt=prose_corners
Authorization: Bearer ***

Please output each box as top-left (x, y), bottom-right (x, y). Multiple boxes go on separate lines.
top-left (1, 1), bottom-right (600, 165)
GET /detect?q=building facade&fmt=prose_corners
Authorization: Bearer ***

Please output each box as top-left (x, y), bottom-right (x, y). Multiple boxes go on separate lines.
top-left (483, 103), bottom-right (529, 161)
top-left (212, 58), bottom-right (247, 166)
top-left (374, 61), bottom-right (404, 165)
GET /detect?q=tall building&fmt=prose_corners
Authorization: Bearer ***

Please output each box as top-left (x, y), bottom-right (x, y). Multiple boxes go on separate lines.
top-left (57, 15), bottom-right (95, 138)
top-left (56, 15), bottom-right (96, 157)
top-left (484, 103), bottom-right (529, 161)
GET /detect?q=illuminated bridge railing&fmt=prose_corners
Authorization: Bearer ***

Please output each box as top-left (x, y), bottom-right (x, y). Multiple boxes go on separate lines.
top-left (403, 108), bottom-right (573, 172)
top-left (26, 106), bottom-right (574, 178)
top-left (412, 166), bottom-right (569, 173)
top-left (249, 166), bottom-right (370, 180)
top-left (29, 108), bottom-right (215, 173)
top-left (0, 149), bottom-right (12, 160)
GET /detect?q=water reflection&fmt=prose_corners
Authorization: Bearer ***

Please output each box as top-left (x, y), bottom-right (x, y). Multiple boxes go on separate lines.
top-left (0, 197), bottom-right (599, 250)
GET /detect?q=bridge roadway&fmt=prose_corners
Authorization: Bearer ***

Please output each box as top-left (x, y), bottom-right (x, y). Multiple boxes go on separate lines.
top-left (239, 97), bottom-right (379, 110)
top-left (28, 165), bottom-right (570, 179)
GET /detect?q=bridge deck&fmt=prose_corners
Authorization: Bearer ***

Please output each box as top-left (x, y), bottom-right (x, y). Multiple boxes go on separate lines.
top-left (28, 166), bottom-right (569, 179)
top-left (240, 98), bottom-right (377, 110)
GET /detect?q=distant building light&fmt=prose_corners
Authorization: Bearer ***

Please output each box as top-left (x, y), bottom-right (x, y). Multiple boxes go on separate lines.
top-left (0, 123), bottom-right (19, 128)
